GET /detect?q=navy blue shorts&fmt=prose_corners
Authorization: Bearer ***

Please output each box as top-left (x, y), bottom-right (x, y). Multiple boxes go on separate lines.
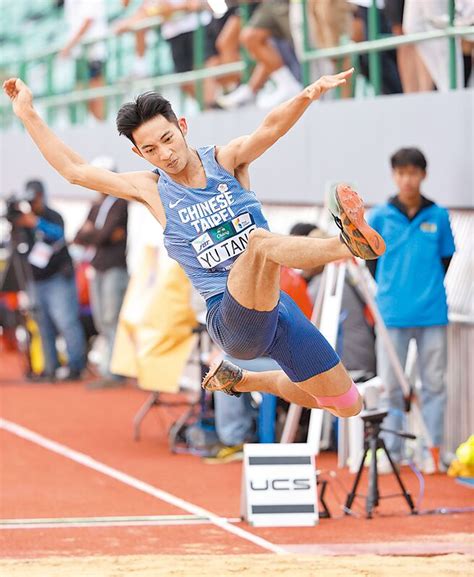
top-left (206, 288), bottom-right (339, 383)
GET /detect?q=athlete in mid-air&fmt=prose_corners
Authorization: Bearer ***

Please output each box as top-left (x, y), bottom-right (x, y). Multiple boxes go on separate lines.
top-left (3, 67), bottom-right (385, 418)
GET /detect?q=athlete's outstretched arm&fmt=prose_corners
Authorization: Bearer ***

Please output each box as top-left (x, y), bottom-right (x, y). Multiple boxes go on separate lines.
top-left (2, 78), bottom-right (156, 204)
top-left (220, 68), bottom-right (353, 170)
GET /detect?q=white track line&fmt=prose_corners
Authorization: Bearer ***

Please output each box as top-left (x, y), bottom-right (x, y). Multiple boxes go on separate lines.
top-left (1, 515), bottom-right (243, 530)
top-left (0, 418), bottom-right (286, 554)
top-left (1, 520), bottom-right (240, 530)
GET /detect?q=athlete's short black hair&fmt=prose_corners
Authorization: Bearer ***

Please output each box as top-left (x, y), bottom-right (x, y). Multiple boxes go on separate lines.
top-left (390, 148), bottom-right (427, 171)
top-left (116, 92), bottom-right (178, 145)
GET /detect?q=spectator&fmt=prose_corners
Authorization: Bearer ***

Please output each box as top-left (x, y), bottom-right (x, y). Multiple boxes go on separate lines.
top-left (115, 1), bottom-right (212, 101)
top-left (384, 0), bottom-right (434, 92)
top-left (119, 0), bottom-right (149, 78)
top-left (308, 0), bottom-right (351, 51)
top-left (457, 0), bottom-right (474, 88)
top-left (403, 0), bottom-right (464, 91)
top-left (349, 0), bottom-right (403, 95)
top-left (461, 37), bottom-right (473, 88)
top-left (202, 1), bottom-right (255, 100)
top-left (74, 157), bottom-right (129, 389)
top-left (217, 0), bottom-right (303, 110)
top-left (303, 0), bottom-right (353, 98)
top-left (429, 0), bottom-right (473, 88)
top-left (60, 0), bottom-right (108, 121)
top-left (14, 180), bottom-right (86, 381)
top-left (367, 148), bottom-right (456, 472)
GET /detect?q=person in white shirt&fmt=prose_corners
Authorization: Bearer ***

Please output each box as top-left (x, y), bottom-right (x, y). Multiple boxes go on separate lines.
top-left (61, 0), bottom-right (107, 120)
top-left (217, 0), bottom-right (303, 110)
top-left (384, 0), bottom-right (433, 93)
top-left (115, 0), bottom-right (212, 100)
top-left (403, 0), bottom-right (464, 91)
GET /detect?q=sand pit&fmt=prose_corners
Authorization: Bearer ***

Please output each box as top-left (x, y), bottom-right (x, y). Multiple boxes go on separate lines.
top-left (1, 554), bottom-right (473, 577)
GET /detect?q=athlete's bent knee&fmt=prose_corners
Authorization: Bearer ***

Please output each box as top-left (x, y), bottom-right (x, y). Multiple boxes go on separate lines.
top-left (247, 228), bottom-right (271, 257)
top-left (316, 382), bottom-right (362, 417)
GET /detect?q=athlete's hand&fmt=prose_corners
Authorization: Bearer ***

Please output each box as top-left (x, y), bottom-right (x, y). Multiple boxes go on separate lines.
top-left (2, 78), bottom-right (34, 118)
top-left (304, 68), bottom-right (354, 101)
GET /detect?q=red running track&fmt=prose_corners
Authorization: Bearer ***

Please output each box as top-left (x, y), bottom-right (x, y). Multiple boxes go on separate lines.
top-left (1, 351), bottom-right (472, 558)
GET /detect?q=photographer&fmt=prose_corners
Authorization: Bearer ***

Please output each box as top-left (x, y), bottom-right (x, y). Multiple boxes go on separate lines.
top-left (13, 180), bottom-right (86, 381)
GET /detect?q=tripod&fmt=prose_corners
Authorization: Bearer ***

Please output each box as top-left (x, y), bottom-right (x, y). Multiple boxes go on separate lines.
top-left (168, 323), bottom-right (215, 454)
top-left (345, 410), bottom-right (417, 519)
top-left (0, 229), bottom-right (38, 376)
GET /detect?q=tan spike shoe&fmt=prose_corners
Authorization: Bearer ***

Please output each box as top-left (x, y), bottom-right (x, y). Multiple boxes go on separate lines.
top-left (202, 359), bottom-right (243, 397)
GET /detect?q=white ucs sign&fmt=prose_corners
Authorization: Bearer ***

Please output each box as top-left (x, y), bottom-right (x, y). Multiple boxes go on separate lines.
top-left (241, 443), bottom-right (318, 527)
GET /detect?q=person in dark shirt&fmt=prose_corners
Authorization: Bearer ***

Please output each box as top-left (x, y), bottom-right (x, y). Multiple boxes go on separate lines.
top-left (14, 180), bottom-right (86, 381)
top-left (74, 157), bottom-right (129, 388)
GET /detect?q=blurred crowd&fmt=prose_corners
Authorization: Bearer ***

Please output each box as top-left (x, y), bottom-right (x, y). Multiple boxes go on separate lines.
top-left (0, 146), bottom-right (456, 472)
top-left (52, 0), bottom-right (473, 120)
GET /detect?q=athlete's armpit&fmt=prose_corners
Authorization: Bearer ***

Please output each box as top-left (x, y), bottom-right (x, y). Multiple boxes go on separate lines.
top-left (119, 170), bottom-right (159, 200)
top-left (127, 173), bottom-right (167, 227)
top-left (215, 144), bottom-right (251, 190)
top-left (218, 132), bottom-right (274, 170)
top-left (71, 165), bottom-right (157, 203)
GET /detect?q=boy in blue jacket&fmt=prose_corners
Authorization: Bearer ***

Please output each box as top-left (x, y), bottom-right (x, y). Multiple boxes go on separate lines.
top-left (368, 148), bottom-right (455, 471)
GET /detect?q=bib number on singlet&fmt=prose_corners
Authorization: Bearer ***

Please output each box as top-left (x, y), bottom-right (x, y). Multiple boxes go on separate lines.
top-left (191, 212), bottom-right (256, 270)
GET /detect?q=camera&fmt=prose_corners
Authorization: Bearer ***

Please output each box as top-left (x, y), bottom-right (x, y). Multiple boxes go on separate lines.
top-left (3, 181), bottom-right (43, 227)
top-left (3, 188), bottom-right (35, 226)
top-left (5, 196), bottom-right (25, 224)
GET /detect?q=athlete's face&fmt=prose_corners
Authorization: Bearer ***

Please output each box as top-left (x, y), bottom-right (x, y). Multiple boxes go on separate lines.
top-left (131, 115), bottom-right (189, 173)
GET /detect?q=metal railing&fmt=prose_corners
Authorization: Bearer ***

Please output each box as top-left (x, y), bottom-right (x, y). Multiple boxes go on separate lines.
top-left (0, 0), bottom-right (473, 127)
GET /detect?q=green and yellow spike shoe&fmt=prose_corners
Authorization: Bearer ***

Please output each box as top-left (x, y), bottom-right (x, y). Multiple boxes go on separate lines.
top-left (330, 183), bottom-right (386, 260)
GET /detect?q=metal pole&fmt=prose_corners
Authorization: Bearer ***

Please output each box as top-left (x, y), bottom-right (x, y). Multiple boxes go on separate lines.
top-left (114, 34), bottom-right (124, 114)
top-left (367, 0), bottom-right (382, 95)
top-left (301, 26), bottom-right (474, 62)
top-left (302, 0), bottom-right (311, 87)
top-left (448, 0), bottom-right (458, 89)
top-left (193, 16), bottom-right (205, 110)
top-left (240, 2), bottom-right (252, 84)
top-left (46, 56), bottom-right (55, 125)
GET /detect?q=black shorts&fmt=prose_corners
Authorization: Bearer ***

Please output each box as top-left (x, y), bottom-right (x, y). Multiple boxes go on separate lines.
top-left (205, 11), bottom-right (234, 59)
top-left (169, 31), bottom-right (194, 73)
top-left (384, 0), bottom-right (405, 28)
top-left (205, 4), bottom-right (259, 59)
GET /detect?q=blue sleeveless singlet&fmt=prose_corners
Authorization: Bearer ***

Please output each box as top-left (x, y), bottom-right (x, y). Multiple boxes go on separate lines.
top-left (155, 145), bottom-right (270, 300)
